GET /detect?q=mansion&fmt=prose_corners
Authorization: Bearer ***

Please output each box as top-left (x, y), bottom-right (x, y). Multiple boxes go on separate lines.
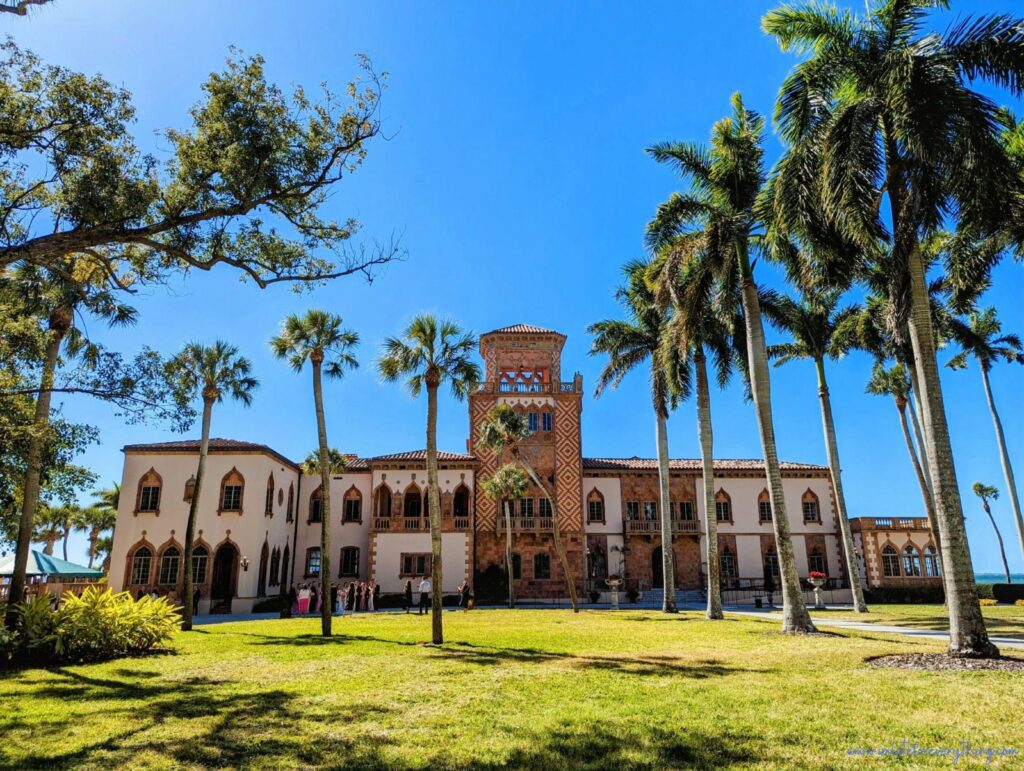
top-left (108, 324), bottom-right (938, 613)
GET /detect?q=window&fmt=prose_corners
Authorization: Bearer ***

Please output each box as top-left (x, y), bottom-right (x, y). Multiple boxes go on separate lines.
top-left (222, 485), bottom-right (243, 511)
top-left (675, 501), bottom-right (695, 521)
top-left (401, 553), bottom-right (431, 576)
top-left (404, 486), bottom-right (422, 518)
top-left (534, 553), bottom-right (551, 580)
top-left (715, 491), bottom-right (732, 522)
top-left (802, 490), bottom-right (821, 523)
top-left (626, 501), bottom-right (641, 520)
top-left (157, 547), bottom-right (180, 585)
top-left (343, 494), bottom-right (362, 523)
top-left (309, 487), bottom-right (323, 523)
top-left (519, 498), bottom-right (534, 517)
top-left (538, 498), bottom-right (552, 518)
top-left (192, 545), bottom-right (208, 583)
top-left (643, 501), bottom-right (658, 520)
top-left (184, 476), bottom-right (196, 503)
top-left (903, 546), bottom-right (922, 577)
top-left (130, 547), bottom-right (152, 584)
top-left (340, 547), bottom-right (359, 576)
top-left (453, 486), bottom-right (470, 520)
top-left (281, 545), bottom-right (290, 588)
top-left (528, 412), bottom-right (538, 432)
top-left (511, 553), bottom-right (522, 580)
top-left (923, 546), bottom-right (941, 577)
top-left (286, 484), bottom-right (294, 522)
top-left (587, 492), bottom-right (605, 523)
top-left (257, 543), bottom-right (269, 597)
top-left (269, 547), bottom-right (280, 586)
top-left (758, 490), bottom-right (772, 522)
top-left (720, 546), bottom-right (737, 578)
top-left (139, 486), bottom-right (161, 513)
top-left (305, 547), bottom-right (321, 576)
top-left (881, 545), bottom-right (901, 577)
top-left (763, 550), bottom-right (780, 578)
top-left (375, 486), bottom-right (392, 518)
top-left (265, 474), bottom-right (275, 516)
top-left (541, 412), bottom-right (553, 431)
top-left (808, 548), bottom-right (826, 574)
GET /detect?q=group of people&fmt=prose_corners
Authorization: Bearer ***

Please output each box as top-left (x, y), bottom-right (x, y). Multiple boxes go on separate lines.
top-left (399, 576), bottom-right (474, 613)
top-left (287, 580), bottom-right (380, 616)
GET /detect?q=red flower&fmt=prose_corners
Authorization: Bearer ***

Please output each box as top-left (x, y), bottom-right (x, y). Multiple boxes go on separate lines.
top-left (808, 571), bottom-right (827, 579)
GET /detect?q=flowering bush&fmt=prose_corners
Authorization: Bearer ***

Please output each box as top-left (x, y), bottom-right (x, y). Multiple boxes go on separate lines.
top-left (1016, 599), bottom-right (1024, 607)
top-left (808, 571), bottom-right (827, 580)
top-left (980, 598), bottom-right (999, 606)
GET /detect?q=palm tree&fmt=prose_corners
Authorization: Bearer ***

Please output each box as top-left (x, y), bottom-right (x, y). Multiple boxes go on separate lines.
top-left (865, 363), bottom-right (942, 564)
top-left (93, 534), bottom-right (113, 573)
top-left (480, 463), bottom-right (529, 608)
top-left (972, 483), bottom-right (1013, 585)
top-left (301, 448), bottom-right (349, 476)
top-left (166, 341), bottom-right (258, 632)
top-left (762, 0), bottom-right (1022, 657)
top-left (32, 504), bottom-right (63, 556)
top-left (948, 308), bottom-right (1024, 561)
top-left (646, 94), bottom-right (815, 632)
top-left (763, 289), bottom-right (869, 613)
top-left (377, 316), bottom-right (479, 644)
top-left (271, 310), bottom-right (358, 638)
top-left (590, 259), bottom-right (685, 612)
top-left (477, 403), bottom-right (580, 612)
top-left (79, 503), bottom-right (117, 570)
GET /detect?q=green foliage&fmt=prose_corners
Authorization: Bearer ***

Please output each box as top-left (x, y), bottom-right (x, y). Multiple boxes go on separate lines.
top-left (480, 463), bottom-right (529, 503)
top-left (301, 448), bottom-right (348, 475)
top-left (165, 340), bottom-right (258, 406)
top-left (270, 310), bottom-right (359, 379)
top-left (1, 587), bottom-right (179, 664)
top-left (376, 315), bottom-right (479, 399)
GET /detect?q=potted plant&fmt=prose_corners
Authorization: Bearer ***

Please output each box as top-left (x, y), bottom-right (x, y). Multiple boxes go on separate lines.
top-left (606, 574), bottom-right (622, 609)
top-left (808, 571), bottom-right (827, 610)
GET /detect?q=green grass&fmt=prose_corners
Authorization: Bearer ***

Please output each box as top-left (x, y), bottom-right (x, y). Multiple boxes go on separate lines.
top-left (1, 610), bottom-right (1022, 769)
top-left (806, 603), bottom-right (1024, 640)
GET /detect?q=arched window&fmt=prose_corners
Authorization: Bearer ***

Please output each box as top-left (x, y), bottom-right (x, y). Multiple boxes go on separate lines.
top-left (881, 545), bottom-right (901, 577)
top-left (286, 483), bottom-right (294, 523)
top-left (257, 541), bottom-right (269, 597)
top-left (280, 544), bottom-right (290, 591)
top-left (715, 490), bottom-right (732, 522)
top-left (269, 547), bottom-right (280, 586)
top-left (758, 489), bottom-right (772, 522)
top-left (305, 547), bottom-right (321, 577)
top-left (587, 489), bottom-right (605, 524)
top-left (158, 546), bottom-right (180, 585)
top-left (404, 484), bottom-right (422, 519)
top-left (184, 475), bottom-right (196, 503)
top-left (453, 485), bottom-right (471, 522)
top-left (218, 467), bottom-right (245, 514)
top-left (720, 545), bottom-right (737, 578)
top-left (527, 411), bottom-right (538, 432)
top-left (339, 546), bottom-right (360, 577)
top-left (903, 545), bottom-right (922, 577)
top-left (191, 544), bottom-right (209, 584)
top-left (923, 546), bottom-right (941, 577)
top-left (130, 546), bottom-right (153, 585)
top-left (375, 485), bottom-right (392, 518)
top-left (511, 552), bottom-right (522, 580)
top-left (265, 473), bottom-right (275, 517)
top-left (135, 468), bottom-right (162, 514)
top-left (808, 547), bottom-right (826, 574)
top-left (534, 552), bottom-right (551, 580)
top-left (343, 486), bottom-right (362, 523)
top-left (309, 486), bottom-right (323, 523)
top-left (802, 490), bottom-right (821, 523)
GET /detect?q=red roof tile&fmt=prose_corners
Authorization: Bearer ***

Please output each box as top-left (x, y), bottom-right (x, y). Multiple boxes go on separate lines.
top-left (122, 438), bottom-right (301, 469)
top-left (365, 450), bottom-right (477, 463)
top-left (482, 323), bottom-right (563, 336)
top-left (582, 457), bottom-right (828, 473)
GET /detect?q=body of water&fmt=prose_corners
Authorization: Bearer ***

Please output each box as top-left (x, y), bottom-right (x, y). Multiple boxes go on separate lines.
top-left (975, 573), bottom-right (1024, 583)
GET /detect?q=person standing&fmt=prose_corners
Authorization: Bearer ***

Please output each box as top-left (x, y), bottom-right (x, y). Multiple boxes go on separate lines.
top-left (403, 580), bottom-right (413, 613)
top-left (298, 583), bottom-right (310, 615)
top-left (192, 586), bottom-right (201, 616)
top-left (418, 574), bottom-right (431, 616)
top-left (367, 581), bottom-right (376, 612)
top-left (460, 580), bottom-right (472, 611)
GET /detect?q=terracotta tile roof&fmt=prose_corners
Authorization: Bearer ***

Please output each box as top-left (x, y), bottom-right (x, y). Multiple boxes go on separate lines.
top-left (365, 450), bottom-right (477, 463)
top-left (482, 323), bottom-right (563, 336)
top-left (339, 454), bottom-right (370, 472)
top-left (123, 438), bottom-right (300, 470)
top-left (582, 457), bottom-right (828, 473)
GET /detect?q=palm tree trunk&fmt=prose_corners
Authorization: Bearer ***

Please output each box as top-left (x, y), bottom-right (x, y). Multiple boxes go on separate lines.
top-left (43, 537), bottom-right (56, 555)
top-left (815, 358), bottom-right (868, 613)
top-left (738, 261), bottom-right (815, 633)
top-left (504, 499), bottom-right (514, 609)
top-left (425, 377), bottom-right (444, 644)
top-left (896, 400), bottom-right (943, 571)
top-left (694, 348), bottom-right (722, 620)
top-left (980, 366), bottom-right (1024, 562)
top-left (5, 309), bottom-right (69, 629)
top-left (61, 525), bottom-right (70, 562)
top-left (87, 532), bottom-right (97, 569)
top-left (905, 241), bottom-right (995, 657)
top-left (655, 407), bottom-right (677, 613)
top-left (181, 397), bottom-right (213, 632)
top-left (312, 358), bottom-right (333, 638)
top-left (514, 454), bottom-right (579, 612)
top-left (907, 368), bottom-right (935, 502)
top-left (982, 503), bottom-right (1013, 584)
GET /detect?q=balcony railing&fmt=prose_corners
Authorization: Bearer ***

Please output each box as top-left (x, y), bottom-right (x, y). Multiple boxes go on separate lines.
top-left (474, 381), bottom-right (579, 395)
top-left (374, 517), bottom-right (391, 530)
top-left (453, 517), bottom-right (471, 530)
top-left (868, 517), bottom-right (930, 529)
top-left (496, 516), bottom-right (554, 532)
top-left (372, 516), bottom-right (471, 532)
top-left (625, 519), bottom-right (700, 534)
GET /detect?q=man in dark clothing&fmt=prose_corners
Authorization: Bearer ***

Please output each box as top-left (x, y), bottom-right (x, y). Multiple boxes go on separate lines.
top-left (418, 575), bottom-right (431, 615)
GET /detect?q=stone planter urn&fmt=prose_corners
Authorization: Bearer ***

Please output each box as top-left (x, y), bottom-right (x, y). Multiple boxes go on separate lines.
top-left (607, 577), bottom-right (622, 610)
top-left (808, 574), bottom-right (827, 610)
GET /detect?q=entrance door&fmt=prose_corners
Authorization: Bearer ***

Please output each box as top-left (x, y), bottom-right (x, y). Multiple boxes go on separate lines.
top-left (211, 543), bottom-right (239, 612)
top-left (652, 546), bottom-right (664, 589)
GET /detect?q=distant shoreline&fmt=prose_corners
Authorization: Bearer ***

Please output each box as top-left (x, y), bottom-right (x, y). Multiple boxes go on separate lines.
top-left (975, 573), bottom-right (1024, 583)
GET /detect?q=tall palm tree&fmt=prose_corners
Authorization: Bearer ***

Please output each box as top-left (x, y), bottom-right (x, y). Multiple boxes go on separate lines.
top-left (93, 534), bottom-right (113, 573)
top-left (972, 483), bottom-right (1012, 585)
top-left (166, 341), bottom-right (258, 632)
top-left (865, 363), bottom-right (942, 564)
top-left (377, 316), bottom-right (479, 644)
top-left (4, 258), bottom-right (134, 627)
top-left (480, 463), bottom-right (529, 609)
top-left (477, 403), bottom-right (580, 612)
top-left (271, 310), bottom-right (358, 638)
top-left (646, 94), bottom-right (815, 632)
top-left (762, 0), bottom-right (1023, 657)
top-left (589, 258), bottom-right (686, 613)
top-left (79, 503), bottom-right (117, 570)
top-left (948, 308), bottom-right (1024, 561)
top-left (763, 289), bottom-right (869, 613)
top-left (32, 503), bottom-right (63, 556)
top-left (301, 449), bottom-right (349, 476)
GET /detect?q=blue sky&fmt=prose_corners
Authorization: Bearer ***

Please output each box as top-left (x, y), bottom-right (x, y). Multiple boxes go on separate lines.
top-left (7, 0), bottom-right (1024, 573)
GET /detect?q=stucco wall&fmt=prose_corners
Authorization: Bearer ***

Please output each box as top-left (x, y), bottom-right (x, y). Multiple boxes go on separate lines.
top-left (371, 532), bottom-right (469, 593)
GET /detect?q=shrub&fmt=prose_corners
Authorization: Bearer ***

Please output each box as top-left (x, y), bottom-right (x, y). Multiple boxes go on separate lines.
top-left (980, 598), bottom-right (998, 606)
top-left (976, 583), bottom-right (995, 600)
top-left (863, 586), bottom-right (945, 604)
top-left (992, 584), bottom-right (1024, 604)
top-left (1016, 599), bottom-right (1024, 607)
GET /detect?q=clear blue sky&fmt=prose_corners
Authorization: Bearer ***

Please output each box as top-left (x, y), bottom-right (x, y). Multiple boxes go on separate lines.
top-left (7, 0), bottom-right (1023, 574)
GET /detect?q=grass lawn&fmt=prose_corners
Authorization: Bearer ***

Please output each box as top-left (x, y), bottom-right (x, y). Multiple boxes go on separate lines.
top-left (2, 610), bottom-right (1022, 769)
top-left (806, 604), bottom-right (1024, 640)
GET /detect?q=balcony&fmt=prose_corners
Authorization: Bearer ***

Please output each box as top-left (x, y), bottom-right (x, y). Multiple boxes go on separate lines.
top-left (474, 381), bottom-right (579, 395)
top-left (866, 517), bottom-right (930, 530)
top-left (625, 519), bottom-right (700, 535)
top-left (372, 516), bottom-right (471, 532)
top-left (496, 516), bottom-right (555, 532)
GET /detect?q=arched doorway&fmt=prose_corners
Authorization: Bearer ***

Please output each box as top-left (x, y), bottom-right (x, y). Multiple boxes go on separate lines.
top-left (652, 545), bottom-right (664, 589)
top-left (211, 542), bottom-right (239, 613)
